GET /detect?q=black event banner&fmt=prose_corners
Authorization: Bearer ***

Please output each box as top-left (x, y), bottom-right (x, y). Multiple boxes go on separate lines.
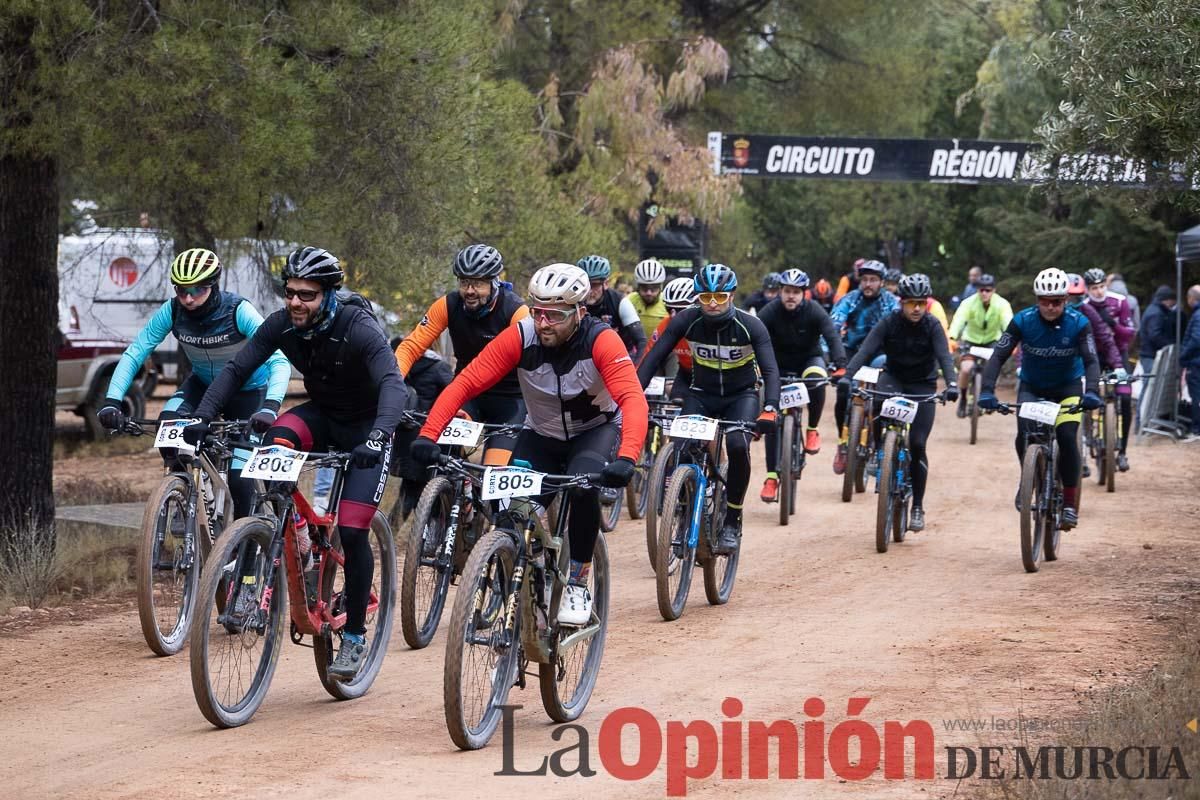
top-left (707, 132), bottom-right (1190, 187)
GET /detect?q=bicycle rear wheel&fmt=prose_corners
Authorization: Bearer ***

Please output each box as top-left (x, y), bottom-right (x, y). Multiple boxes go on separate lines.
top-left (656, 465), bottom-right (697, 621)
top-left (1102, 406), bottom-right (1116, 493)
top-left (400, 477), bottom-right (456, 649)
top-left (842, 404), bottom-right (864, 502)
top-left (314, 510), bottom-right (397, 699)
top-left (778, 414), bottom-right (793, 526)
top-left (875, 431), bottom-right (897, 553)
top-left (189, 517), bottom-right (285, 728)
top-left (137, 474), bottom-right (199, 656)
top-left (444, 529), bottom-right (522, 750)
top-left (969, 369), bottom-right (982, 445)
top-left (540, 533), bottom-right (609, 723)
top-left (644, 441), bottom-right (678, 570)
top-left (702, 464), bottom-right (738, 606)
top-left (1018, 446), bottom-right (1047, 573)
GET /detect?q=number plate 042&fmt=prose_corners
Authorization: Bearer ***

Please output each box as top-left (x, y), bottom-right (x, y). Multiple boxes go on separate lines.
top-left (243, 445), bottom-right (308, 481)
top-left (154, 419), bottom-right (198, 454)
top-left (481, 467), bottom-right (545, 500)
top-left (669, 414), bottom-right (718, 441)
top-left (1019, 401), bottom-right (1060, 425)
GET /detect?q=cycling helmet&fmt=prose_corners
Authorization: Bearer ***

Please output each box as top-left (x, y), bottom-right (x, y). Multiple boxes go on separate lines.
top-left (282, 246), bottom-right (343, 288)
top-left (779, 269), bottom-right (810, 288)
top-left (1083, 267), bottom-right (1107, 287)
top-left (858, 259), bottom-right (886, 277)
top-left (897, 273), bottom-right (932, 299)
top-left (1067, 273), bottom-right (1087, 296)
top-left (171, 248), bottom-right (221, 286)
top-left (453, 244), bottom-right (504, 279)
top-left (884, 268), bottom-right (903, 284)
top-left (1033, 267), bottom-right (1069, 297)
top-left (634, 258), bottom-right (666, 286)
top-left (976, 273), bottom-right (996, 288)
top-left (763, 272), bottom-right (782, 290)
top-left (529, 263), bottom-right (589, 306)
top-left (576, 255), bottom-right (611, 281)
top-left (694, 263), bottom-right (738, 293)
top-left (813, 278), bottom-right (834, 299)
top-left (662, 276), bottom-right (698, 309)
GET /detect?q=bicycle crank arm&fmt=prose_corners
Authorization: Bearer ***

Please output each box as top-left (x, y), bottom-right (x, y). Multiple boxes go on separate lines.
top-left (555, 621), bottom-right (601, 654)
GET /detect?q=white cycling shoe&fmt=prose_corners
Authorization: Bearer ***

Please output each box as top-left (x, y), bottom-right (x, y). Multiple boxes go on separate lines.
top-left (557, 583), bottom-right (592, 627)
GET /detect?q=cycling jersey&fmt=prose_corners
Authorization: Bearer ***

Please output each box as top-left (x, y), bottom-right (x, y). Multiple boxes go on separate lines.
top-left (418, 315), bottom-right (648, 460)
top-left (1085, 291), bottom-right (1135, 355)
top-left (948, 292), bottom-right (1013, 345)
top-left (196, 300), bottom-right (407, 432)
top-left (982, 306), bottom-right (1100, 395)
top-left (829, 289), bottom-right (900, 355)
top-left (844, 312), bottom-right (955, 386)
top-left (395, 287), bottom-right (528, 397)
top-left (586, 288), bottom-right (646, 357)
top-left (106, 291), bottom-right (290, 404)
top-left (637, 306), bottom-right (780, 408)
top-left (833, 272), bottom-right (859, 303)
top-left (756, 298), bottom-right (848, 371)
top-left (742, 291), bottom-right (772, 315)
top-left (1074, 301), bottom-right (1122, 370)
top-left (629, 292), bottom-right (669, 338)
top-left (646, 315), bottom-right (692, 372)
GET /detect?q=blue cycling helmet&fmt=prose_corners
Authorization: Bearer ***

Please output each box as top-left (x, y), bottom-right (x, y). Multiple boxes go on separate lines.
top-left (779, 269), bottom-right (809, 288)
top-left (763, 272), bottom-right (782, 290)
top-left (694, 263), bottom-right (738, 293)
top-left (576, 255), bottom-right (611, 281)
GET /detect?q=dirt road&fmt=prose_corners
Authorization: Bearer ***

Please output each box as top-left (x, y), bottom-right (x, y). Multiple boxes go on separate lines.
top-left (5, 410), bottom-right (1198, 799)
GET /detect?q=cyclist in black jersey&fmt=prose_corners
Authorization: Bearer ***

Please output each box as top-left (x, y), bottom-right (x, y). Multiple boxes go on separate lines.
top-left (840, 274), bottom-right (957, 532)
top-left (184, 246), bottom-right (407, 682)
top-left (756, 268), bottom-right (847, 502)
top-left (637, 263), bottom-right (780, 554)
top-left (578, 254), bottom-right (647, 359)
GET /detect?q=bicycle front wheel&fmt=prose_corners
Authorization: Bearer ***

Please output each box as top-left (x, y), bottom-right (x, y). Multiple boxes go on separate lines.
top-left (189, 516), bottom-right (285, 728)
top-left (1102, 405), bottom-right (1116, 493)
top-left (656, 465), bottom-right (697, 621)
top-left (875, 431), bottom-right (897, 553)
top-left (644, 441), bottom-right (678, 570)
top-left (969, 369), bottom-right (982, 445)
top-left (599, 483), bottom-right (622, 532)
top-left (444, 529), bottom-right (522, 750)
top-left (1018, 446), bottom-right (1047, 573)
top-left (314, 510), bottom-right (397, 699)
top-left (137, 474), bottom-right (199, 656)
top-left (778, 414), bottom-right (793, 526)
top-left (540, 533), bottom-right (609, 723)
top-left (626, 440), bottom-right (653, 520)
top-left (842, 404), bottom-right (864, 503)
top-left (400, 477), bottom-right (456, 649)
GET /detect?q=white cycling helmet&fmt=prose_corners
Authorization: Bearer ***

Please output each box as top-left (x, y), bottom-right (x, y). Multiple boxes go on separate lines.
top-left (528, 263), bottom-right (590, 305)
top-left (662, 276), bottom-right (698, 309)
top-left (1033, 267), bottom-right (1069, 297)
top-left (634, 258), bottom-right (667, 286)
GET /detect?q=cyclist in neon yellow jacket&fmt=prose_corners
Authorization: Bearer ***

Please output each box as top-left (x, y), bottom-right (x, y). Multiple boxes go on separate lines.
top-left (948, 273), bottom-right (1012, 417)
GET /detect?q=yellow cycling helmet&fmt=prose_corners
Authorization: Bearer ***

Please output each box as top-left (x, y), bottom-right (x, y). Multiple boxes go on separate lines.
top-left (170, 248), bottom-right (221, 286)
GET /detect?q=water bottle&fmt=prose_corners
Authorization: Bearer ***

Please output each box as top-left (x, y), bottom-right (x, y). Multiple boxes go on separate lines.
top-left (293, 510), bottom-right (313, 568)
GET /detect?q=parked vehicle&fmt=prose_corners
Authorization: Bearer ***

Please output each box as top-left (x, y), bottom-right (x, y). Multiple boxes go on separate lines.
top-left (56, 329), bottom-right (148, 440)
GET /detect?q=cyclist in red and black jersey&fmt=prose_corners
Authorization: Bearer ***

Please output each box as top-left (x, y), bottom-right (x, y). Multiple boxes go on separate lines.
top-left (411, 264), bottom-right (648, 627)
top-left (641, 277), bottom-right (697, 400)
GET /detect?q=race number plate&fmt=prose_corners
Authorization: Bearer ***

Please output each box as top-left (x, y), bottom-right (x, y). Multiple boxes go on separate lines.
top-left (969, 346), bottom-right (995, 360)
top-left (481, 467), bottom-right (545, 501)
top-left (437, 417), bottom-right (484, 447)
top-left (669, 414), bottom-right (718, 441)
top-left (879, 397), bottom-right (918, 425)
top-left (645, 376), bottom-right (667, 397)
top-left (154, 419), bottom-right (197, 454)
top-left (242, 445), bottom-right (308, 482)
top-left (1018, 401), bottom-right (1060, 425)
top-left (779, 382), bottom-right (810, 409)
top-left (853, 366), bottom-right (880, 384)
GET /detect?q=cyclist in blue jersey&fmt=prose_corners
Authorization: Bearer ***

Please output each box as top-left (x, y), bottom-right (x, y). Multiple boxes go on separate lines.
top-left (99, 248), bottom-right (290, 518)
top-left (979, 268), bottom-right (1101, 530)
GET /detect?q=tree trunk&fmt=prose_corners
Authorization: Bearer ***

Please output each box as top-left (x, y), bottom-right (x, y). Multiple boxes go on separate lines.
top-left (0, 154), bottom-right (59, 540)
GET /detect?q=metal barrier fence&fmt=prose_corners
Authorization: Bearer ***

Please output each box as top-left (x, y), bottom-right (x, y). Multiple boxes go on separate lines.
top-left (1138, 345), bottom-right (1187, 440)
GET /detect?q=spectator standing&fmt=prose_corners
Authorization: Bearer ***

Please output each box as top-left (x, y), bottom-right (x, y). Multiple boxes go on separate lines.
top-left (1138, 286), bottom-right (1181, 363)
top-left (1180, 285), bottom-right (1200, 440)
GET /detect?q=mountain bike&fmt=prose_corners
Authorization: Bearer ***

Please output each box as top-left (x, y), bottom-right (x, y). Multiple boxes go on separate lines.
top-left (189, 442), bottom-right (396, 728)
top-left (626, 387), bottom-right (680, 521)
top-left (655, 416), bottom-right (755, 621)
top-left (775, 375), bottom-right (830, 525)
top-left (842, 367), bottom-right (881, 503)
top-left (1084, 372), bottom-right (1146, 493)
top-left (643, 408), bottom-right (684, 570)
top-left (401, 419), bottom-right (521, 649)
top-left (961, 345), bottom-right (994, 445)
top-left (441, 457), bottom-right (608, 750)
top-left (995, 400), bottom-right (1082, 573)
top-left (116, 417), bottom-right (251, 656)
top-left (862, 389), bottom-right (945, 553)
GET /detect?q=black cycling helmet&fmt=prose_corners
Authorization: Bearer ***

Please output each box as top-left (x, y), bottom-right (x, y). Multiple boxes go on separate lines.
top-left (454, 244), bottom-right (504, 279)
top-left (898, 273), bottom-right (932, 299)
top-left (763, 272), bottom-right (782, 290)
top-left (1083, 268), bottom-right (1107, 287)
top-left (858, 259), bottom-right (886, 277)
top-left (884, 268), bottom-right (903, 284)
top-left (283, 246), bottom-right (343, 288)
top-left (976, 273), bottom-right (996, 288)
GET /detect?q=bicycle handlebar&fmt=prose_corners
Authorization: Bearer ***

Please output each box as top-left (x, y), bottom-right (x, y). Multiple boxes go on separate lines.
top-left (435, 455), bottom-right (602, 489)
top-left (992, 401), bottom-right (1084, 417)
top-left (852, 387), bottom-right (946, 404)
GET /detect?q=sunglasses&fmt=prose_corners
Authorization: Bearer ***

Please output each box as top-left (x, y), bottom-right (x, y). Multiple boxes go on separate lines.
top-left (284, 287), bottom-right (322, 302)
top-left (530, 306), bottom-right (575, 325)
top-left (174, 284), bottom-right (212, 298)
top-left (978, 287), bottom-right (994, 293)
top-left (698, 292), bottom-right (732, 305)
top-left (1038, 297), bottom-right (1066, 308)
top-left (901, 299), bottom-right (927, 309)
